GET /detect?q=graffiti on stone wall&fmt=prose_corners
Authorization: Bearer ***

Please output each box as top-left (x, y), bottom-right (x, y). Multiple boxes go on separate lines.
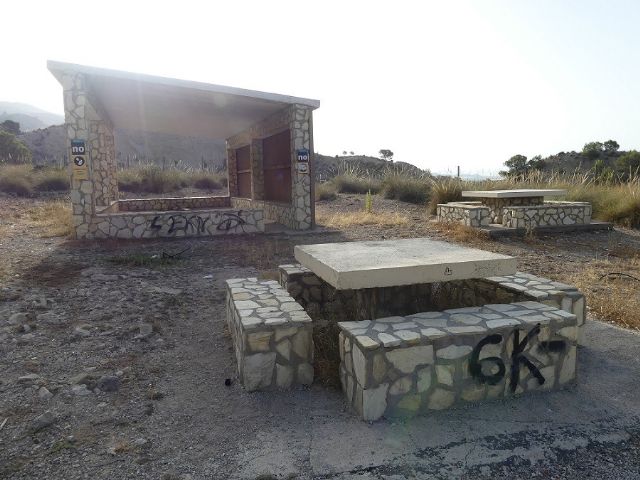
top-left (469, 325), bottom-right (567, 392)
top-left (149, 211), bottom-right (246, 234)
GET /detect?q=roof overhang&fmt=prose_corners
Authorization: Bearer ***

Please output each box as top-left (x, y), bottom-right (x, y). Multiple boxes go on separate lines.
top-left (47, 60), bottom-right (320, 140)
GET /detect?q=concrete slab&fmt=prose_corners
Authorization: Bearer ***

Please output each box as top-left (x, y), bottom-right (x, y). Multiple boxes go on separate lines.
top-left (294, 238), bottom-right (517, 290)
top-left (462, 189), bottom-right (567, 198)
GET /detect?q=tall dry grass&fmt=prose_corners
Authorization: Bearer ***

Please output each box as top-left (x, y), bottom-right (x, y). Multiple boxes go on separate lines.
top-left (25, 201), bottom-right (73, 237)
top-left (318, 167), bottom-right (640, 227)
top-left (316, 211), bottom-right (409, 228)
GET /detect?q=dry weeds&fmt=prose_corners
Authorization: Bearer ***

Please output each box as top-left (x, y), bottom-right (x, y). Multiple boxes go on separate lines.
top-left (316, 211), bottom-right (409, 228)
top-left (566, 257), bottom-right (640, 331)
top-left (24, 200), bottom-right (73, 237)
top-left (430, 221), bottom-right (491, 245)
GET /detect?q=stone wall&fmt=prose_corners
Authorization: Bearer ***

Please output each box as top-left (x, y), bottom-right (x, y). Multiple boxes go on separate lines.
top-left (90, 208), bottom-right (263, 239)
top-left (226, 104), bottom-right (314, 230)
top-left (502, 202), bottom-right (592, 229)
top-left (116, 196), bottom-right (231, 212)
top-left (484, 197), bottom-right (544, 223)
top-left (338, 301), bottom-right (578, 420)
top-left (437, 203), bottom-right (491, 227)
top-left (231, 198), bottom-right (294, 229)
top-left (225, 278), bottom-right (314, 390)
top-left (279, 265), bottom-right (586, 344)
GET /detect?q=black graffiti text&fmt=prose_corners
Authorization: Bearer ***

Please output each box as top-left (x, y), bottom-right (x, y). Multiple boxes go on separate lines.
top-left (469, 325), bottom-right (566, 392)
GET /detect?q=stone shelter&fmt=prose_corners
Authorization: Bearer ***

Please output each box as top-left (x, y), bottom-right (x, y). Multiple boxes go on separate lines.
top-left (47, 61), bottom-right (319, 239)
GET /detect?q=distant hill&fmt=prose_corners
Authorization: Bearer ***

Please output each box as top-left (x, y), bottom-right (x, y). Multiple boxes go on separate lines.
top-left (314, 153), bottom-right (427, 180)
top-left (0, 101), bottom-right (64, 131)
top-left (19, 125), bottom-right (226, 169)
top-left (19, 125), bottom-right (426, 177)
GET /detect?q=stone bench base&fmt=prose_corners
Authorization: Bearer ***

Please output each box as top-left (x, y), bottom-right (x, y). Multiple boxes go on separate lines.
top-left (502, 202), bottom-right (592, 228)
top-left (280, 265), bottom-right (586, 345)
top-left (226, 278), bottom-right (314, 391)
top-left (338, 301), bottom-right (577, 421)
top-left (437, 201), bottom-right (593, 230)
top-left (437, 203), bottom-right (490, 227)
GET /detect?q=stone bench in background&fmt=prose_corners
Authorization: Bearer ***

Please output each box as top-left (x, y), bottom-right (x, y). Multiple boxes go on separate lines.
top-left (225, 278), bottom-right (314, 391)
top-left (338, 301), bottom-right (578, 421)
top-left (502, 202), bottom-right (592, 229)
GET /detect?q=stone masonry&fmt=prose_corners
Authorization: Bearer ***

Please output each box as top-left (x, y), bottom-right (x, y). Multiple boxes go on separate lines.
top-left (502, 202), bottom-right (592, 229)
top-left (227, 104), bottom-right (314, 230)
top-left (279, 265), bottom-right (586, 345)
top-left (437, 200), bottom-right (592, 230)
top-left (58, 67), bottom-right (315, 239)
top-left (436, 202), bottom-right (491, 227)
top-left (338, 301), bottom-right (578, 420)
top-left (91, 208), bottom-right (263, 239)
top-left (225, 278), bottom-right (314, 391)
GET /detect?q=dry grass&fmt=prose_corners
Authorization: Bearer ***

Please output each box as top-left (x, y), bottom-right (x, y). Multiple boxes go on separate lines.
top-left (431, 221), bottom-right (490, 245)
top-left (316, 211), bottom-right (409, 228)
top-left (24, 201), bottom-right (73, 237)
top-left (566, 258), bottom-right (640, 331)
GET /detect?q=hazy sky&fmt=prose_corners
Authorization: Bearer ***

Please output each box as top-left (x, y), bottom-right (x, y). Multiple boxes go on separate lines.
top-left (3, 0), bottom-right (640, 174)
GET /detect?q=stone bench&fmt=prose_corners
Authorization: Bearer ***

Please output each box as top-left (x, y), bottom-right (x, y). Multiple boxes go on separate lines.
top-left (280, 264), bottom-right (586, 345)
top-left (437, 202), bottom-right (491, 227)
top-left (502, 202), bottom-right (592, 228)
top-left (338, 301), bottom-right (578, 421)
top-left (225, 278), bottom-right (314, 391)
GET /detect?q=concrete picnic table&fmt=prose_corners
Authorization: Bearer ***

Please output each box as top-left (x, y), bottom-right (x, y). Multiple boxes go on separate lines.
top-left (293, 238), bottom-right (516, 290)
top-left (461, 189), bottom-right (568, 224)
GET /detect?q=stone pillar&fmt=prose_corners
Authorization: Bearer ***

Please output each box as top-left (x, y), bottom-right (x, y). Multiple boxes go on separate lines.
top-left (289, 104), bottom-right (313, 230)
top-left (62, 73), bottom-right (94, 239)
top-left (61, 71), bottom-right (117, 239)
top-left (250, 138), bottom-right (264, 200)
top-left (90, 119), bottom-right (117, 206)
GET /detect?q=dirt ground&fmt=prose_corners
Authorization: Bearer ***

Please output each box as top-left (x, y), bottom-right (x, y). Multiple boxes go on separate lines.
top-left (1, 193), bottom-right (639, 479)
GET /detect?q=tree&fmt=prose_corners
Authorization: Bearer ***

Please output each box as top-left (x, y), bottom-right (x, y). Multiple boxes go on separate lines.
top-left (349, 151), bottom-right (354, 155)
top-left (616, 150), bottom-right (640, 178)
top-left (379, 149), bottom-right (394, 161)
top-left (0, 120), bottom-right (21, 135)
top-left (500, 154), bottom-right (528, 177)
top-left (603, 139), bottom-right (620, 153)
top-left (582, 141), bottom-right (604, 160)
top-left (527, 155), bottom-right (545, 171)
top-left (342, 151), bottom-right (347, 155)
top-left (0, 130), bottom-right (31, 163)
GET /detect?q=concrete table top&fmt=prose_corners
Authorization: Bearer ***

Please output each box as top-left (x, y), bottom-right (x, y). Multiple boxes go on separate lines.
top-left (462, 189), bottom-right (567, 198)
top-left (294, 238), bottom-right (516, 290)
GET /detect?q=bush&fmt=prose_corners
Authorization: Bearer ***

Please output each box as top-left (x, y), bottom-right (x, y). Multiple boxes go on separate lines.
top-left (117, 169), bottom-right (141, 192)
top-left (428, 177), bottom-right (463, 214)
top-left (0, 165), bottom-right (33, 196)
top-left (192, 172), bottom-right (223, 190)
top-left (33, 168), bottom-right (69, 192)
top-left (315, 182), bottom-right (337, 201)
top-left (381, 175), bottom-right (430, 204)
top-left (332, 174), bottom-right (381, 194)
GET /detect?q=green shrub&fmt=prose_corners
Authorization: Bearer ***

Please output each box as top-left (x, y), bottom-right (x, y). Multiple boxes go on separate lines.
top-left (315, 182), bottom-right (337, 201)
top-left (382, 175), bottom-right (430, 204)
top-left (332, 174), bottom-right (381, 194)
top-left (33, 168), bottom-right (69, 192)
